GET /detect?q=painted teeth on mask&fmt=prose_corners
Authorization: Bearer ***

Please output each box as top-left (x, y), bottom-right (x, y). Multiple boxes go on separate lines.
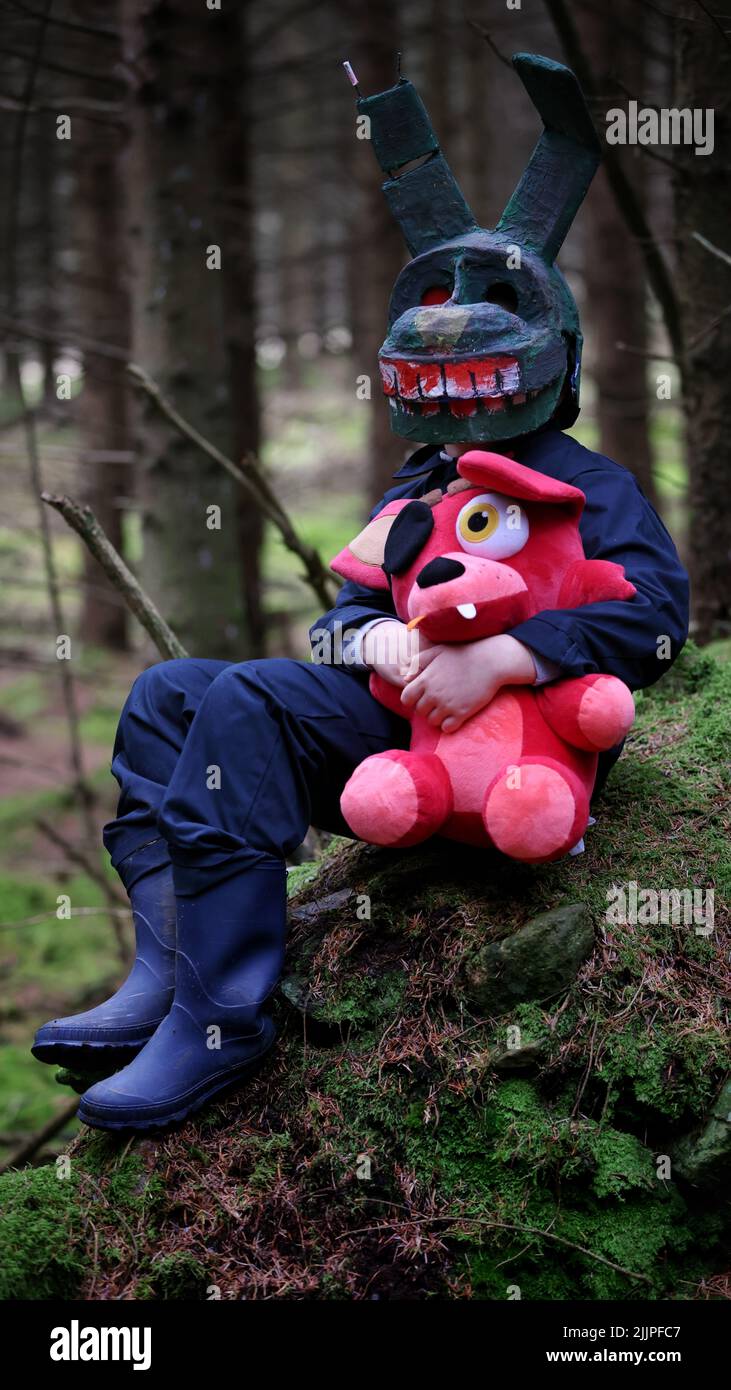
top-left (381, 359), bottom-right (545, 416)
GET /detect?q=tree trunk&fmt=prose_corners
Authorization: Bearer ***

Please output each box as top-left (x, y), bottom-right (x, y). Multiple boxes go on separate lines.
top-left (14, 645), bottom-right (731, 1299)
top-left (218, 9), bottom-right (265, 655)
top-left (348, 0), bottom-right (407, 504)
top-left (674, 2), bottom-right (731, 644)
top-left (121, 0), bottom-right (259, 660)
top-left (581, 0), bottom-right (656, 503)
top-left (72, 0), bottom-right (131, 649)
top-left (35, 122), bottom-right (58, 408)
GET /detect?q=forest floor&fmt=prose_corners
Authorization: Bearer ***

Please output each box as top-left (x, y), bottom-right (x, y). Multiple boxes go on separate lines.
top-left (0, 640), bottom-right (729, 1300)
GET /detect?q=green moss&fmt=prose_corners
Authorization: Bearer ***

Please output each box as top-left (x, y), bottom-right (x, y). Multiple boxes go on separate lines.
top-left (0, 1141), bottom-right (173, 1301)
top-left (0, 644), bottom-right (727, 1301)
top-left (312, 1059), bottom-right (726, 1299)
top-left (241, 1132), bottom-right (293, 1193)
top-left (148, 1252), bottom-right (210, 1300)
top-left (0, 1164), bottom-right (86, 1299)
top-left (404, 1080), bottom-right (702, 1299)
top-left (286, 861), bottom-right (322, 896)
top-left (597, 1020), bottom-right (725, 1124)
top-left (317, 968), bottom-right (407, 1028)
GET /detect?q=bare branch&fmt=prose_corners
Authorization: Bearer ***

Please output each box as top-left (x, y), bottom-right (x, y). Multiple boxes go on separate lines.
top-left (0, 0), bottom-right (120, 40)
top-left (615, 341), bottom-right (677, 361)
top-left (3, 322), bottom-right (340, 612)
top-left (0, 906), bottom-right (131, 932)
top-left (468, 18), bottom-right (514, 68)
top-left (0, 1098), bottom-right (79, 1175)
top-left (692, 0), bottom-right (731, 52)
top-left (0, 92), bottom-right (124, 127)
top-left (126, 363), bottom-right (340, 611)
top-left (0, 312), bottom-right (127, 360)
top-left (41, 492), bottom-right (189, 660)
top-left (692, 231), bottom-right (731, 268)
top-left (35, 814), bottom-right (128, 908)
top-left (0, 43), bottom-right (124, 86)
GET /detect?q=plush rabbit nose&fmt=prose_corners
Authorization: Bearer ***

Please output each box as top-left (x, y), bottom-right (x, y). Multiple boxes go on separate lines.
top-left (416, 557), bottom-right (466, 589)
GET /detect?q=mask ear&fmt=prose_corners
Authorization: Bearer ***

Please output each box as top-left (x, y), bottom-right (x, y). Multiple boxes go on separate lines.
top-left (496, 54), bottom-right (601, 264)
top-left (355, 77), bottom-right (477, 257)
top-left (330, 499), bottom-right (413, 589)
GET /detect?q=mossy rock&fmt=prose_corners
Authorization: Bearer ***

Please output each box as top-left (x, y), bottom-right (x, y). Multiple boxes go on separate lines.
top-left (462, 902), bottom-right (595, 1012)
top-left (672, 1078), bottom-right (731, 1189)
top-left (1, 643), bottom-right (729, 1300)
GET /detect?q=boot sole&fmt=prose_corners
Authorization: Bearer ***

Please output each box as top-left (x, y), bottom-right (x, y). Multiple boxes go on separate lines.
top-left (31, 1034), bottom-right (157, 1069)
top-left (76, 1040), bottom-right (275, 1132)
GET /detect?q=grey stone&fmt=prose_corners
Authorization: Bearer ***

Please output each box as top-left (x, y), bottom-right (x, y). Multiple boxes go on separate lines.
top-left (462, 902), bottom-right (595, 1013)
top-left (490, 1041), bottom-right (544, 1071)
top-left (672, 1077), bottom-right (731, 1188)
top-left (288, 888), bottom-right (353, 925)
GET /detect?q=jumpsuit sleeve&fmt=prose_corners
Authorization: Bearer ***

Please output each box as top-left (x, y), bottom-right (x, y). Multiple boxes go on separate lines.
top-left (309, 578), bottom-right (398, 645)
top-left (309, 487), bottom-right (401, 663)
top-left (507, 464), bottom-right (690, 691)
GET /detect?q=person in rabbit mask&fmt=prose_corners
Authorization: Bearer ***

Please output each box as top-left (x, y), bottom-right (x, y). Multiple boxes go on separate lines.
top-left (32, 54), bottom-right (688, 1131)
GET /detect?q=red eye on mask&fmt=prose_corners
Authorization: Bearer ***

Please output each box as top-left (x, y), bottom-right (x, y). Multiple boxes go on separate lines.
top-left (420, 286), bottom-right (451, 306)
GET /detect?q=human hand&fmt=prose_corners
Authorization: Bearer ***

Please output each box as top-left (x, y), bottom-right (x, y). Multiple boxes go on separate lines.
top-left (362, 620), bottom-right (439, 688)
top-left (399, 633), bottom-right (536, 732)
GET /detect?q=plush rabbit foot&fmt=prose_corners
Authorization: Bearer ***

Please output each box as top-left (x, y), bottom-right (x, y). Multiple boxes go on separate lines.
top-left (482, 757), bottom-right (590, 864)
top-left (340, 750), bottom-right (454, 848)
top-left (537, 674), bottom-right (635, 752)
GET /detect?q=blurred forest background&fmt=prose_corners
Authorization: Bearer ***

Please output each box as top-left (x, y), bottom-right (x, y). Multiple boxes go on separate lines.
top-left (0, 0), bottom-right (729, 1170)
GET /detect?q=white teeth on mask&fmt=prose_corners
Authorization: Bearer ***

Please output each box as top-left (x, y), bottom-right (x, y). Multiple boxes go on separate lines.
top-left (457, 603), bottom-right (477, 619)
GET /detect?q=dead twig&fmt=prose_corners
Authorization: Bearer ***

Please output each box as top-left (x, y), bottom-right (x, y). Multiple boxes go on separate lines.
top-left (691, 0), bottom-right (731, 52)
top-left (467, 19), bottom-right (513, 68)
top-left (36, 812), bottom-right (128, 911)
top-left (350, 1205), bottom-right (653, 1286)
top-left (692, 231), bottom-right (731, 269)
top-left (126, 362), bottom-right (340, 612)
top-left (41, 492), bottom-right (188, 660)
top-left (0, 905), bottom-right (131, 931)
top-left (0, 311), bottom-right (127, 361)
top-left (0, 1097), bottom-right (79, 1175)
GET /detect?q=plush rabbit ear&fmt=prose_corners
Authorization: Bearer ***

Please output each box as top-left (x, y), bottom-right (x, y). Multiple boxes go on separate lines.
top-left (496, 54), bottom-right (601, 264)
top-left (330, 499), bottom-right (414, 589)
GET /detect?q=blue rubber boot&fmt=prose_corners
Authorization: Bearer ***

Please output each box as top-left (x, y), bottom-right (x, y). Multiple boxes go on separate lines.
top-left (32, 865), bottom-right (176, 1068)
top-left (77, 862), bottom-right (285, 1131)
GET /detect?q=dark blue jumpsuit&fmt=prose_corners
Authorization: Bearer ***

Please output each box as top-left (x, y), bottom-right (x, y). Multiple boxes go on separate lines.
top-left (103, 430), bottom-right (690, 899)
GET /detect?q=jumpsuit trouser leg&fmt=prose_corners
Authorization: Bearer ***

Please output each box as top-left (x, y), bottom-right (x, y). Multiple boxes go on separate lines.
top-left (77, 656), bottom-right (410, 1129)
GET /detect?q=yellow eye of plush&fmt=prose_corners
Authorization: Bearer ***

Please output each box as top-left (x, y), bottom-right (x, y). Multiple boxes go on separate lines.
top-left (458, 502), bottom-right (499, 544)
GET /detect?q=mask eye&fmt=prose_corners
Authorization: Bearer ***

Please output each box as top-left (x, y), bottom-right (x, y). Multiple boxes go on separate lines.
top-left (456, 492), bottom-right (529, 560)
top-left (420, 285), bottom-right (451, 306)
top-left (484, 281), bottom-right (519, 313)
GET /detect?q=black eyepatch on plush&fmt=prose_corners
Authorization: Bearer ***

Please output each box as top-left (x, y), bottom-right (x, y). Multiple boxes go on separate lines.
top-left (383, 500), bottom-right (435, 577)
